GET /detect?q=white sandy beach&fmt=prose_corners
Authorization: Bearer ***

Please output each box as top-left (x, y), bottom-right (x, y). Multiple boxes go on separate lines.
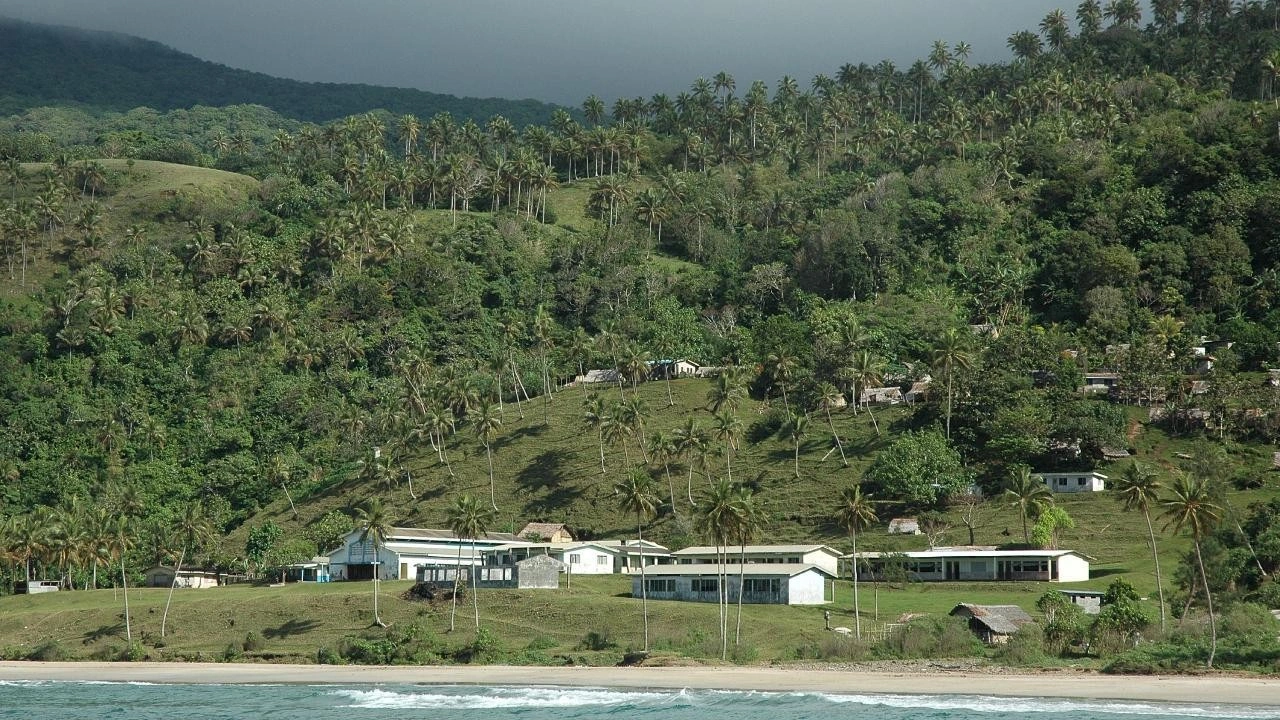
top-left (1, 662), bottom-right (1277, 705)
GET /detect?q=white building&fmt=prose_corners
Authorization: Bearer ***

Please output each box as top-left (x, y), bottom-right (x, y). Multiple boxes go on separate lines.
top-left (143, 566), bottom-right (221, 589)
top-left (326, 527), bottom-right (527, 581)
top-left (1038, 471), bottom-right (1107, 493)
top-left (633, 564), bottom-right (833, 605)
top-left (484, 541), bottom-right (622, 575)
top-left (854, 548), bottom-right (1090, 583)
top-left (673, 544), bottom-right (842, 577)
top-left (594, 539), bottom-right (674, 573)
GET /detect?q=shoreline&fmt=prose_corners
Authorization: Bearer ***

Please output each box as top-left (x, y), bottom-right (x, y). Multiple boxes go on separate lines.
top-left (2, 662), bottom-right (1278, 705)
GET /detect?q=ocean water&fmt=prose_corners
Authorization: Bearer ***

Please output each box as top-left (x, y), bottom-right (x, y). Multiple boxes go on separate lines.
top-left (0, 681), bottom-right (1276, 720)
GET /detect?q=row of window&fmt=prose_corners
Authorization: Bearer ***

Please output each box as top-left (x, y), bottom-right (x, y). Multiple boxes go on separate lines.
top-left (644, 578), bottom-right (783, 594)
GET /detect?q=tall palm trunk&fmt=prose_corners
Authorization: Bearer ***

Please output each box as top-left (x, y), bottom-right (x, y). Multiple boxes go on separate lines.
top-left (637, 515), bottom-right (649, 652)
top-left (161, 547), bottom-right (184, 637)
top-left (851, 527), bottom-right (861, 639)
top-left (825, 407), bottom-right (847, 466)
top-left (597, 430), bottom-right (607, 474)
top-left (1194, 539), bottom-right (1216, 668)
top-left (372, 542), bottom-right (385, 627)
top-left (485, 443), bottom-right (498, 511)
top-left (121, 559), bottom-right (132, 643)
top-left (662, 461), bottom-right (678, 519)
top-left (735, 541), bottom-right (746, 645)
top-left (471, 539), bottom-right (481, 628)
top-left (450, 542), bottom-right (463, 631)
top-left (1141, 508), bottom-right (1166, 634)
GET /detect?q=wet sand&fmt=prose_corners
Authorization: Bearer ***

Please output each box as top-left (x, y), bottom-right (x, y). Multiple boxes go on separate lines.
top-left (1, 662), bottom-right (1278, 705)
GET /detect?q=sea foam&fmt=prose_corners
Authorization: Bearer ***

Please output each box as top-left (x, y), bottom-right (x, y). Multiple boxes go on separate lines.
top-left (335, 685), bottom-right (684, 710)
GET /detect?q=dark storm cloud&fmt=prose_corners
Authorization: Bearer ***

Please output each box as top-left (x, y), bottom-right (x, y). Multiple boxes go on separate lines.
top-left (0, 0), bottom-right (1067, 105)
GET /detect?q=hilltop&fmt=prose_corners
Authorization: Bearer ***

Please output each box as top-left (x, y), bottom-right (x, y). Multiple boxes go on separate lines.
top-left (0, 18), bottom-right (568, 125)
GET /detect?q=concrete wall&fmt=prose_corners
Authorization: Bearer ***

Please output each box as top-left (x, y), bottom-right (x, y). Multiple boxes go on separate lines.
top-left (786, 570), bottom-right (829, 605)
top-left (1055, 554), bottom-right (1091, 582)
top-left (1042, 474), bottom-right (1105, 493)
top-left (631, 572), bottom-right (828, 605)
top-left (799, 551), bottom-right (841, 576)
top-left (564, 548), bottom-right (616, 574)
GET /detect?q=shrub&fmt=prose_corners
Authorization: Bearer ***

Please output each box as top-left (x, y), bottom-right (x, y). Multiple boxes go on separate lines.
top-left (27, 640), bottom-right (67, 661)
top-left (121, 642), bottom-right (146, 662)
top-left (221, 643), bottom-right (243, 662)
top-left (996, 625), bottom-right (1047, 666)
top-left (579, 628), bottom-right (615, 651)
top-left (316, 646), bottom-right (343, 665)
top-left (878, 617), bottom-right (983, 659)
top-left (793, 635), bottom-right (872, 662)
top-left (242, 631), bottom-right (265, 652)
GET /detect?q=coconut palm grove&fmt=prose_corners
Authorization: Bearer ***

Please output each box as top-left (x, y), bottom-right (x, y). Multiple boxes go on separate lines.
top-left (1, 4), bottom-right (1280, 672)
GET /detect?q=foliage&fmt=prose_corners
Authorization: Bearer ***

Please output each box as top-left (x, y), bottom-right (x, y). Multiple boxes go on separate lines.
top-left (1030, 505), bottom-right (1075, 549)
top-left (863, 430), bottom-right (970, 507)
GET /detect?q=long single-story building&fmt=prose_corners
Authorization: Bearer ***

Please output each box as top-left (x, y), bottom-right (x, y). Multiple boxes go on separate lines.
top-left (632, 563), bottom-right (833, 605)
top-left (1038, 471), bottom-right (1107, 493)
top-left (673, 544), bottom-right (842, 576)
top-left (326, 527), bottom-right (528, 581)
top-left (484, 541), bottom-right (621, 575)
top-left (419, 553), bottom-right (565, 590)
top-left (854, 547), bottom-right (1090, 583)
top-left (143, 566), bottom-right (221, 589)
top-left (593, 539), bottom-right (675, 573)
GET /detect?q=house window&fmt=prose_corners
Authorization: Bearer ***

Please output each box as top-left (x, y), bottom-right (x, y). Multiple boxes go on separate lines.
top-left (910, 561), bottom-right (941, 574)
top-left (645, 578), bottom-right (674, 593)
top-left (1058, 478), bottom-right (1067, 485)
top-left (598, 555), bottom-right (609, 565)
top-left (569, 555), bottom-right (580, 564)
top-left (1077, 478), bottom-right (1086, 486)
top-left (691, 578), bottom-right (718, 593)
top-left (742, 578), bottom-right (781, 594)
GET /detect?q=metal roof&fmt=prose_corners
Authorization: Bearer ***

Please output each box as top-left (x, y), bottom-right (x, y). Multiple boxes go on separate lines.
top-left (384, 527), bottom-right (521, 542)
top-left (856, 549), bottom-right (1085, 560)
top-left (674, 544), bottom-right (840, 556)
top-left (638, 563), bottom-right (834, 578)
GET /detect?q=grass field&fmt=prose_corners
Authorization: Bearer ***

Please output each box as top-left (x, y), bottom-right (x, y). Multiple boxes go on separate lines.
top-left (0, 572), bottom-right (1129, 664)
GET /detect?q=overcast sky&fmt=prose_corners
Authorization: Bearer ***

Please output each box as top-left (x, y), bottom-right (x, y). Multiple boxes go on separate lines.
top-left (1, 1), bottom-right (1071, 105)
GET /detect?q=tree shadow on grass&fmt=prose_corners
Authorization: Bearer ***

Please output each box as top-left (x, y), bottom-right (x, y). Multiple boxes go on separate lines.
top-left (492, 423), bottom-right (548, 451)
top-left (517, 449), bottom-right (572, 493)
top-left (263, 618), bottom-right (321, 639)
top-left (82, 622), bottom-right (125, 644)
top-left (524, 485), bottom-right (585, 516)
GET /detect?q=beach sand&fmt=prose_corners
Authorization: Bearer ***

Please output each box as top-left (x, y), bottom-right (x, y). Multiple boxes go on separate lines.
top-left (1, 662), bottom-right (1277, 705)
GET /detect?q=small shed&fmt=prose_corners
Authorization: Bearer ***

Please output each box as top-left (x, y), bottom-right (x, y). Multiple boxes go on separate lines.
top-left (144, 566), bottom-right (220, 589)
top-left (950, 603), bottom-right (1034, 644)
top-left (14, 580), bottom-right (60, 594)
top-left (1038, 471), bottom-right (1107, 493)
top-left (904, 380), bottom-right (930, 404)
top-left (1058, 589), bottom-right (1104, 615)
top-left (517, 522), bottom-right (573, 543)
top-left (1081, 372), bottom-right (1120, 394)
top-left (284, 557), bottom-right (331, 583)
top-left (650, 359), bottom-right (702, 379)
top-left (860, 386), bottom-right (903, 405)
top-left (887, 518), bottom-right (921, 535)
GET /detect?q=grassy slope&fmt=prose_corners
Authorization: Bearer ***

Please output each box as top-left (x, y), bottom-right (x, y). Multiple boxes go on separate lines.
top-left (3, 159), bottom-right (257, 297)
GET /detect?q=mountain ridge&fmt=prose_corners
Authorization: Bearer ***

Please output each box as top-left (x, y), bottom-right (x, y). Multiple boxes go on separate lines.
top-left (0, 17), bottom-right (569, 125)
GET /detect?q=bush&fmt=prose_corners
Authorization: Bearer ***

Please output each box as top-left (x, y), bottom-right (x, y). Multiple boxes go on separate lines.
top-left (120, 642), bottom-right (145, 662)
top-left (242, 631), bottom-right (265, 652)
top-left (316, 646), bottom-right (343, 665)
top-left (878, 617), bottom-right (983, 659)
top-left (27, 640), bottom-right (67, 661)
top-left (996, 625), bottom-right (1047, 666)
top-left (793, 635), bottom-right (872, 662)
top-left (221, 643), bottom-right (243, 662)
top-left (579, 628), bottom-right (615, 651)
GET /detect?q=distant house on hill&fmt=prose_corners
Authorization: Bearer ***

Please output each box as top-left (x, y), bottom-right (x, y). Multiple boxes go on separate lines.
top-left (950, 603), bottom-right (1034, 644)
top-left (144, 566), bottom-right (220, 589)
top-left (648, 359), bottom-right (702, 379)
top-left (576, 368), bottom-right (620, 384)
top-left (887, 518), bottom-right (921, 535)
top-left (859, 386), bottom-right (903, 405)
top-left (517, 522), bottom-right (573, 543)
top-left (1081, 372), bottom-right (1120, 394)
top-left (1038, 471), bottom-right (1106, 493)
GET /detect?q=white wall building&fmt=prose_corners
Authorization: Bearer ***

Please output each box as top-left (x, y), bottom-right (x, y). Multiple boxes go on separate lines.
top-left (633, 564), bottom-right (833, 605)
top-left (594, 539), bottom-right (674, 573)
top-left (673, 544), bottom-right (842, 576)
top-left (854, 548), bottom-right (1090, 583)
top-left (484, 541), bottom-right (621, 575)
top-left (1038, 471), bottom-right (1107, 493)
top-left (326, 527), bottom-right (527, 581)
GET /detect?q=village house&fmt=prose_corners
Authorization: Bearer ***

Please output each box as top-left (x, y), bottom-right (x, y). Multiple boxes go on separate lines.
top-left (325, 526), bottom-right (527, 581)
top-left (854, 547), bottom-right (1090, 583)
top-left (143, 566), bottom-right (221, 589)
top-left (13, 580), bottom-right (61, 594)
top-left (1038, 470), bottom-right (1107, 493)
top-left (484, 541), bottom-right (622, 575)
top-left (574, 368), bottom-right (621, 384)
top-left (283, 557), bottom-right (331, 583)
top-left (420, 554), bottom-right (564, 590)
top-left (517, 522), bottom-right (573, 543)
top-left (859, 386), bottom-right (903, 405)
top-left (887, 518), bottom-right (921, 535)
top-left (673, 544), bottom-right (842, 576)
top-left (594, 539), bottom-right (675, 573)
top-left (950, 603), bottom-right (1035, 644)
top-left (648, 359), bottom-right (702, 379)
top-left (904, 379), bottom-right (931, 404)
top-left (1081, 372), bottom-right (1121, 394)
top-left (632, 564), bottom-right (834, 605)
top-left (1059, 589), bottom-right (1104, 615)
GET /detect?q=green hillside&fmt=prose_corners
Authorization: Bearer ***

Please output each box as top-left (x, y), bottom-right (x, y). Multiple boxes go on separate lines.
top-left (0, 18), bottom-right (568, 125)
top-left (4, 2), bottom-right (1280, 672)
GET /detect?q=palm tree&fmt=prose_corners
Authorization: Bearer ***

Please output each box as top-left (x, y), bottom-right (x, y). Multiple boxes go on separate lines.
top-left (781, 413), bottom-right (809, 478)
top-left (583, 395), bottom-right (609, 474)
top-left (1002, 466), bottom-right (1052, 544)
top-left (732, 485), bottom-right (765, 645)
top-left (848, 350), bottom-right (884, 435)
top-left (929, 328), bottom-right (975, 440)
top-left (160, 502), bottom-right (213, 637)
top-left (1113, 462), bottom-right (1167, 633)
top-left (447, 494), bottom-right (494, 630)
top-left (615, 468), bottom-right (660, 651)
top-left (835, 484), bottom-right (877, 639)
top-left (698, 478), bottom-right (740, 660)
top-left (106, 517), bottom-right (135, 642)
top-left (472, 400), bottom-right (503, 511)
top-left (647, 430), bottom-right (679, 517)
top-left (674, 418), bottom-right (708, 505)
top-left (265, 455), bottom-right (297, 518)
top-left (711, 409), bottom-right (742, 481)
top-left (355, 498), bottom-right (392, 628)
top-left (1161, 474), bottom-right (1222, 668)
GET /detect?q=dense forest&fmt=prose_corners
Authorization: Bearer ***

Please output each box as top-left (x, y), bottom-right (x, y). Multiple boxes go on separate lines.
top-left (2, 1), bottom-right (1280, 648)
top-left (0, 18), bottom-right (567, 126)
